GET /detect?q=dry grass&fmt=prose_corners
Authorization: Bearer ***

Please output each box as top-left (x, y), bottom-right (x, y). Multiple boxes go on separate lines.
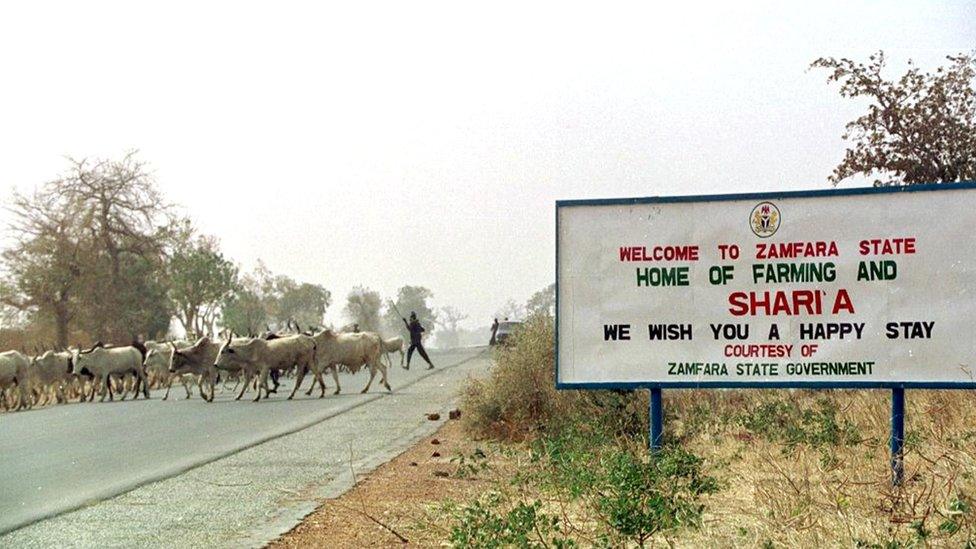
top-left (671, 389), bottom-right (976, 547)
top-left (456, 315), bottom-right (976, 546)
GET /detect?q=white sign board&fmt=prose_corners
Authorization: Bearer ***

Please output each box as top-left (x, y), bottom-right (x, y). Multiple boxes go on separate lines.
top-left (556, 185), bottom-right (976, 388)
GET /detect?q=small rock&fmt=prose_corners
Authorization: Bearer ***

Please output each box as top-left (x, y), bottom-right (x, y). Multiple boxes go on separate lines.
top-left (433, 471), bottom-right (449, 478)
top-left (409, 462), bottom-right (418, 466)
top-left (449, 409), bottom-right (462, 420)
top-left (426, 413), bottom-right (441, 421)
top-left (432, 451), bottom-right (441, 457)
top-left (431, 439), bottom-right (441, 445)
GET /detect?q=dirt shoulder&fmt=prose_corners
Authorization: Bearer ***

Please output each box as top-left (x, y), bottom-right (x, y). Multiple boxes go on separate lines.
top-left (268, 418), bottom-right (486, 548)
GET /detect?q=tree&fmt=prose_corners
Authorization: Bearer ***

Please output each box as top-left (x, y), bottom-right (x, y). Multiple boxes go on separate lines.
top-left (385, 285), bottom-right (437, 340)
top-left (56, 152), bottom-right (177, 340)
top-left (267, 276), bottom-right (331, 331)
top-left (343, 286), bottom-right (382, 332)
top-left (167, 224), bottom-right (239, 338)
top-left (220, 274), bottom-right (267, 337)
top-left (811, 51), bottom-right (976, 186)
top-left (496, 299), bottom-right (524, 321)
top-left (434, 305), bottom-right (468, 348)
top-left (2, 186), bottom-right (86, 348)
top-left (525, 283), bottom-right (555, 318)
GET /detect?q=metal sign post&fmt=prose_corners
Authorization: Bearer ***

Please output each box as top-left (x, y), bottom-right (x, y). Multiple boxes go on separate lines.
top-left (649, 387), bottom-right (663, 452)
top-left (891, 387), bottom-right (905, 485)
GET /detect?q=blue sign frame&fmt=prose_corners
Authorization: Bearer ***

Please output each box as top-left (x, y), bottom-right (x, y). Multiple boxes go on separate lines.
top-left (555, 181), bottom-right (976, 391)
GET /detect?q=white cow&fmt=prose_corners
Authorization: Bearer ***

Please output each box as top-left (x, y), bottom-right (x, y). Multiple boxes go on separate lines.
top-left (0, 350), bottom-right (31, 411)
top-left (214, 334), bottom-right (316, 402)
top-left (380, 336), bottom-right (405, 369)
top-left (169, 337), bottom-right (221, 402)
top-left (143, 341), bottom-right (199, 400)
top-left (72, 344), bottom-right (149, 402)
top-left (29, 350), bottom-right (73, 405)
top-left (289, 329), bottom-right (388, 398)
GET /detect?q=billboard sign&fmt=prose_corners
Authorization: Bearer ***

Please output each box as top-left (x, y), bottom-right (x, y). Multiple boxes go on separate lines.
top-left (556, 183), bottom-right (976, 389)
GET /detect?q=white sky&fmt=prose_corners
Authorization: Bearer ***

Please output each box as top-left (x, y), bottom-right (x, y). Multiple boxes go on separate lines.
top-left (1, 1), bottom-right (974, 329)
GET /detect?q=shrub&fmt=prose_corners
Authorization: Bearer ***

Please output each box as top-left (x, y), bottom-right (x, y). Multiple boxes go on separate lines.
top-left (737, 394), bottom-right (860, 451)
top-left (462, 314), bottom-right (650, 442)
top-left (462, 314), bottom-right (571, 440)
top-left (449, 493), bottom-right (575, 548)
top-left (595, 447), bottom-right (719, 547)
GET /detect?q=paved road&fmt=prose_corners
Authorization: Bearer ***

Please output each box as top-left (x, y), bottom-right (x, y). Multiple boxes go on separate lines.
top-left (0, 346), bottom-right (489, 540)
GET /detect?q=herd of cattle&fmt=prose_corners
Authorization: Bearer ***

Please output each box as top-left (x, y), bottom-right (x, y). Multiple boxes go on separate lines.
top-left (0, 327), bottom-right (408, 412)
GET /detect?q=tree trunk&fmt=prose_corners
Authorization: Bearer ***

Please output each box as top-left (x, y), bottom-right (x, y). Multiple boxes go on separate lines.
top-left (54, 303), bottom-right (70, 349)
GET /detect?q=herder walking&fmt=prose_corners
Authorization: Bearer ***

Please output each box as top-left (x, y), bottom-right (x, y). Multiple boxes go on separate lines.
top-left (403, 311), bottom-right (434, 370)
top-left (489, 318), bottom-right (499, 346)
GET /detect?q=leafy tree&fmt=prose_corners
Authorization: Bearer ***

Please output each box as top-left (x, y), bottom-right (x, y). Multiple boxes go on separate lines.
top-left (343, 286), bottom-right (382, 332)
top-left (100, 254), bottom-right (172, 339)
top-left (56, 151), bottom-right (176, 341)
top-left (220, 276), bottom-right (267, 337)
top-left (268, 276), bottom-right (330, 331)
top-left (218, 262), bottom-right (329, 335)
top-left (167, 225), bottom-right (239, 338)
top-left (384, 285), bottom-right (437, 340)
top-left (525, 283), bottom-right (555, 318)
top-left (811, 51), bottom-right (976, 186)
top-left (1, 187), bottom-right (85, 348)
top-left (434, 305), bottom-right (469, 348)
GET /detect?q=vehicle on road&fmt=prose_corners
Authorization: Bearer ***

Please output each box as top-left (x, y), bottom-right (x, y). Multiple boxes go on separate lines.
top-left (493, 321), bottom-right (522, 346)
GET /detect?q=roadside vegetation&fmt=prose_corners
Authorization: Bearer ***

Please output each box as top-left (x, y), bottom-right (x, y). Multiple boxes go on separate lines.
top-left (416, 51), bottom-right (976, 547)
top-left (418, 314), bottom-right (976, 547)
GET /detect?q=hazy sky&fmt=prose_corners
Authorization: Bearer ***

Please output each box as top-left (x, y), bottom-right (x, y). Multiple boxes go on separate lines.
top-left (1, 1), bottom-right (974, 329)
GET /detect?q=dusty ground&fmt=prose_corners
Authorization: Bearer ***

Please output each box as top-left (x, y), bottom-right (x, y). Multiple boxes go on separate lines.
top-left (269, 418), bottom-right (487, 548)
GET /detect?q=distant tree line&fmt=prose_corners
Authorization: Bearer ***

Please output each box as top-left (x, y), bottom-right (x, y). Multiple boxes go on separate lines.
top-left (0, 152), bottom-right (477, 350)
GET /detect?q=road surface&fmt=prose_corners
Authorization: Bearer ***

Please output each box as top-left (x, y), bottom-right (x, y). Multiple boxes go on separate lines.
top-left (0, 346), bottom-right (489, 546)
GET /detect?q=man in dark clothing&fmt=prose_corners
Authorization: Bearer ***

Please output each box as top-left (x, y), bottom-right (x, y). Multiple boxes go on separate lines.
top-left (402, 311), bottom-right (434, 370)
top-left (489, 318), bottom-right (499, 346)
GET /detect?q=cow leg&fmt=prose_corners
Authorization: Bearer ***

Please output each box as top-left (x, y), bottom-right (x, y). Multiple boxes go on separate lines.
top-left (141, 369), bottom-right (150, 399)
top-left (288, 365), bottom-right (308, 400)
top-left (254, 366), bottom-right (270, 402)
top-left (107, 375), bottom-right (118, 401)
top-left (164, 374), bottom-right (175, 400)
top-left (13, 382), bottom-right (26, 411)
top-left (304, 368), bottom-right (317, 396)
top-left (183, 376), bottom-right (193, 399)
top-left (236, 372), bottom-right (253, 400)
top-left (131, 373), bottom-right (139, 399)
top-left (379, 360), bottom-right (391, 392)
top-left (125, 372), bottom-right (137, 400)
top-left (269, 369), bottom-right (279, 394)
top-left (330, 366), bottom-right (341, 395)
top-left (361, 364), bottom-right (375, 394)
top-left (200, 373), bottom-right (213, 402)
top-left (100, 374), bottom-right (111, 402)
top-left (313, 370), bottom-right (326, 398)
